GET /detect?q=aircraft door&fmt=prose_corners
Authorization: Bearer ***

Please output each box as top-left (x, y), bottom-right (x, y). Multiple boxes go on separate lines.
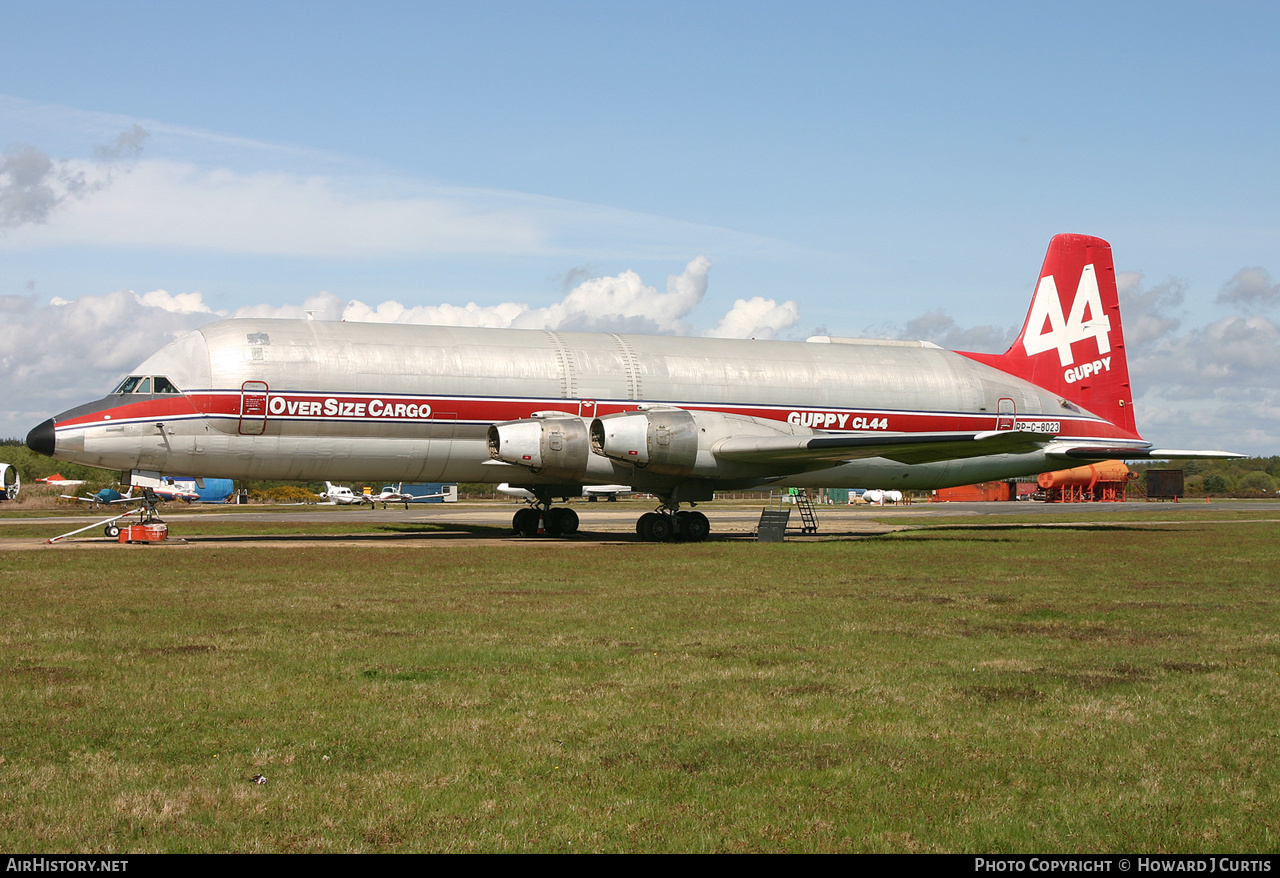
top-left (239, 381), bottom-right (269, 435)
top-left (996, 397), bottom-right (1016, 431)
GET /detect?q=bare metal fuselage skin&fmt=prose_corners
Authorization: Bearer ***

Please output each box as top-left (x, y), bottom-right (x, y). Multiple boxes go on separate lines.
top-left (37, 318), bottom-right (1135, 493)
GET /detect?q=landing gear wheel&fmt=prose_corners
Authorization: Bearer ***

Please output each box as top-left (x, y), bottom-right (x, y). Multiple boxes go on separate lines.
top-left (542, 507), bottom-right (563, 535)
top-left (513, 507), bottom-right (541, 536)
top-left (638, 512), bottom-right (673, 542)
top-left (678, 510), bottom-right (710, 542)
top-left (104, 524), bottom-right (121, 538)
top-left (546, 507), bottom-right (578, 535)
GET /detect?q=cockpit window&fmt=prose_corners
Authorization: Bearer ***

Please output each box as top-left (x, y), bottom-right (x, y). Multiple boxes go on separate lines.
top-left (112, 375), bottom-right (181, 394)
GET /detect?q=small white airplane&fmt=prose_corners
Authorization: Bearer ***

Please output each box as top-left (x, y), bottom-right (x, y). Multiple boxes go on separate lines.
top-left (151, 481), bottom-right (200, 503)
top-left (320, 481), bottom-right (374, 505)
top-left (370, 483), bottom-right (448, 508)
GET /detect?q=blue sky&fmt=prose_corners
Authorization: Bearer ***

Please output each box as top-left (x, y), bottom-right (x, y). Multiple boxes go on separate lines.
top-left (3, 1), bottom-right (1278, 453)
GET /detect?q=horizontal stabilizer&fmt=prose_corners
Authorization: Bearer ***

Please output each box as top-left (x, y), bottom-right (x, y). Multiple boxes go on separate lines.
top-left (714, 429), bottom-right (1054, 467)
top-left (1049, 445), bottom-right (1246, 462)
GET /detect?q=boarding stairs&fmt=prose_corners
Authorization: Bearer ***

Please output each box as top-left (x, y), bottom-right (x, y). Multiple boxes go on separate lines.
top-left (760, 488), bottom-right (819, 537)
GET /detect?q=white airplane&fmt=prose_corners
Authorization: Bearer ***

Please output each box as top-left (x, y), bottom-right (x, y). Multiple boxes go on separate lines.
top-left (26, 235), bottom-right (1241, 541)
top-left (151, 481), bottom-right (201, 503)
top-left (582, 484), bottom-right (631, 502)
top-left (320, 481), bottom-right (373, 505)
top-left (370, 483), bottom-right (449, 508)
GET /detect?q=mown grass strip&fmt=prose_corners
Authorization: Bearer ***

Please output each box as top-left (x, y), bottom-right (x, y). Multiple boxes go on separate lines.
top-left (1, 522), bottom-right (1277, 851)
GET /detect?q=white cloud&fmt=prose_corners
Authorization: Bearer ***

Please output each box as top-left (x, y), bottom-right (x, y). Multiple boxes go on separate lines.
top-left (891, 308), bottom-right (1016, 353)
top-left (0, 289), bottom-right (218, 432)
top-left (340, 256), bottom-right (714, 334)
top-left (0, 126), bottom-right (149, 229)
top-left (0, 155), bottom-right (781, 264)
top-left (1116, 271), bottom-right (1185, 347)
top-left (1216, 266), bottom-right (1279, 311)
top-left (230, 292), bottom-right (347, 322)
top-left (0, 159), bottom-right (545, 256)
top-left (705, 296), bottom-right (800, 339)
top-left (137, 289), bottom-right (218, 315)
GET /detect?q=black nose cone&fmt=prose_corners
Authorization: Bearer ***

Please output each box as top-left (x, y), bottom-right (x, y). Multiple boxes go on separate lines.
top-left (26, 419), bottom-right (55, 457)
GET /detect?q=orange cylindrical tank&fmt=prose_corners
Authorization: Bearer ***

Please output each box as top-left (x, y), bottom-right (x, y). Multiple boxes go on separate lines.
top-left (1037, 461), bottom-right (1133, 489)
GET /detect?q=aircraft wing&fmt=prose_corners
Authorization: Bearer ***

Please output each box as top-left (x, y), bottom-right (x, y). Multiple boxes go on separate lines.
top-left (714, 429), bottom-right (1055, 467)
top-left (392, 491), bottom-right (448, 502)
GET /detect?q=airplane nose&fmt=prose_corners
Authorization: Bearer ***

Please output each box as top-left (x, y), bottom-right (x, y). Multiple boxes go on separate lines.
top-left (26, 419), bottom-right (56, 457)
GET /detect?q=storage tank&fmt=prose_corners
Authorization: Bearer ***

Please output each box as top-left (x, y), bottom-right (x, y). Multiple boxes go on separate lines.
top-left (1038, 461), bottom-right (1135, 502)
top-left (1037, 461), bottom-right (1133, 490)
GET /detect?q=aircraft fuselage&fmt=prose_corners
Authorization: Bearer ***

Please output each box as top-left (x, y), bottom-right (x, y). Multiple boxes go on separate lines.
top-left (30, 317), bottom-right (1138, 494)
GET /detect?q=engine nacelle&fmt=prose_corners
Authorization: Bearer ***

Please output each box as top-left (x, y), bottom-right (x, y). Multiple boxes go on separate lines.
top-left (590, 407), bottom-right (699, 477)
top-left (592, 406), bottom-right (819, 480)
top-left (487, 413), bottom-right (592, 480)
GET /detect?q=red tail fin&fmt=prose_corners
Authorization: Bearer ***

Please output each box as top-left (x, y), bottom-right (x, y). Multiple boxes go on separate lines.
top-left (961, 234), bottom-right (1138, 436)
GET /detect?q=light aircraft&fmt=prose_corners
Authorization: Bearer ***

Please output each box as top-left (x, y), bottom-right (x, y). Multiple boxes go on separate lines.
top-left (63, 480), bottom-right (200, 506)
top-left (26, 235), bottom-right (1240, 541)
top-left (151, 481), bottom-right (200, 503)
top-left (164, 476), bottom-right (235, 503)
top-left (320, 481), bottom-right (373, 505)
top-left (63, 486), bottom-right (136, 507)
top-left (371, 483), bottom-right (448, 508)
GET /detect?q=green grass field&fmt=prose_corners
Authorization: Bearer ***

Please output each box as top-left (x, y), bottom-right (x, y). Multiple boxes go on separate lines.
top-left (2, 516), bottom-right (1278, 852)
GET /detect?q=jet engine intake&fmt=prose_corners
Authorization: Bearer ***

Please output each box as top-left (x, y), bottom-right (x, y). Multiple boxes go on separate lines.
top-left (487, 413), bottom-right (592, 480)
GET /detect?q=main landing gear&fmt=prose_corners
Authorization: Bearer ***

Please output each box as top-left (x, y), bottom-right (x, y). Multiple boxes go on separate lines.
top-left (511, 505), bottom-right (580, 536)
top-left (510, 487), bottom-right (580, 537)
top-left (635, 502), bottom-right (710, 543)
